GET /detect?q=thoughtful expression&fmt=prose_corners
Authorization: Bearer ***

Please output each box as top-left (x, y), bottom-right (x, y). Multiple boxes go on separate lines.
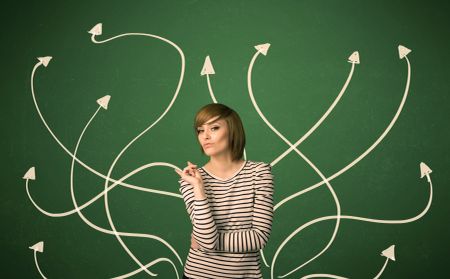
top-left (197, 116), bottom-right (229, 156)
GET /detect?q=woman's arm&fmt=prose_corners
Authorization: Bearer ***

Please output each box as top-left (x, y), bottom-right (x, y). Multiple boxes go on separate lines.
top-left (179, 178), bottom-right (219, 251)
top-left (214, 163), bottom-right (274, 253)
top-left (179, 162), bottom-right (274, 253)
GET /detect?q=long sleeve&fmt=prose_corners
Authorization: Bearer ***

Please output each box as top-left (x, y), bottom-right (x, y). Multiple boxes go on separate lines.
top-left (178, 178), bottom-right (219, 251)
top-left (215, 163), bottom-right (274, 253)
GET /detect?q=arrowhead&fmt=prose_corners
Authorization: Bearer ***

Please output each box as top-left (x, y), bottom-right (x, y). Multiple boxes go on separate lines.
top-left (88, 23), bottom-right (102, 36)
top-left (97, 95), bottom-right (111, 110)
top-left (29, 241), bottom-right (44, 253)
top-left (200, 56), bottom-right (215, 76)
top-left (37, 57), bottom-right (52, 67)
top-left (420, 162), bottom-right (432, 178)
top-left (348, 51), bottom-right (360, 64)
top-left (381, 245), bottom-right (395, 261)
top-left (398, 45), bottom-right (411, 59)
top-left (23, 167), bottom-right (36, 180)
top-left (254, 43), bottom-right (271, 56)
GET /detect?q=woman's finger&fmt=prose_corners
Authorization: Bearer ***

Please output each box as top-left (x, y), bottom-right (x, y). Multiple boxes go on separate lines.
top-left (187, 161), bottom-right (198, 167)
top-left (184, 165), bottom-right (197, 172)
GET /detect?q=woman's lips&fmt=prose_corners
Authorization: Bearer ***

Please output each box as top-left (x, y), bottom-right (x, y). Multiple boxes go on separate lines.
top-left (203, 143), bottom-right (213, 148)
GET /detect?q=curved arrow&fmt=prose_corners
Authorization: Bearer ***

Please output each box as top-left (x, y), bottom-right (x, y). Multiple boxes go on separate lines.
top-left (245, 43), bottom-right (342, 279)
top-left (29, 241), bottom-right (47, 279)
top-left (29, 57), bottom-right (180, 198)
top-left (271, 50), bottom-right (360, 166)
top-left (276, 163), bottom-right (431, 278)
top-left (24, 97), bottom-right (183, 270)
top-left (23, 99), bottom-right (183, 218)
top-left (299, 245), bottom-right (395, 279)
top-left (90, 23), bottom-right (185, 277)
top-left (72, 96), bottom-right (182, 274)
top-left (373, 245), bottom-right (395, 279)
top-left (70, 97), bottom-right (180, 275)
top-left (200, 55), bottom-right (218, 103)
top-left (274, 45), bottom-right (413, 213)
top-left (24, 163), bottom-right (184, 266)
top-left (199, 55), bottom-right (249, 160)
top-left (28, 241), bottom-right (180, 279)
top-left (24, 163), bottom-right (182, 218)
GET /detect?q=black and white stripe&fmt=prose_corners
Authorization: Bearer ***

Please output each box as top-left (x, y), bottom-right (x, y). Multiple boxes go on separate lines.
top-left (179, 160), bottom-right (274, 279)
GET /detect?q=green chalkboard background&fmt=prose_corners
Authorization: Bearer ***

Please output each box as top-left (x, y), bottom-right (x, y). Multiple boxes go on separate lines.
top-left (2, 0), bottom-right (449, 278)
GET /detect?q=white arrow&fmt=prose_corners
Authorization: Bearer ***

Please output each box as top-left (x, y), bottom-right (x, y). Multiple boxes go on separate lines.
top-left (29, 241), bottom-right (47, 278)
top-left (23, 98), bottom-right (182, 274)
top-left (373, 245), bottom-right (396, 279)
top-left (381, 245), bottom-right (395, 261)
top-left (200, 55), bottom-right (218, 103)
top-left (300, 245), bottom-right (395, 279)
top-left (69, 100), bottom-right (158, 277)
top-left (274, 45), bottom-right (413, 214)
top-left (89, 22), bottom-right (186, 276)
top-left (69, 98), bottom-right (181, 276)
top-left (29, 241), bottom-right (44, 253)
top-left (24, 162), bottom-right (182, 217)
top-left (23, 164), bottom-right (184, 269)
top-left (271, 50), bottom-right (360, 167)
top-left (200, 54), bottom-right (249, 160)
top-left (29, 57), bottom-right (178, 198)
top-left (263, 48), bottom-right (362, 272)
top-left (255, 43), bottom-right (271, 55)
top-left (348, 51), bottom-right (360, 64)
top-left (398, 45), bottom-right (411, 59)
top-left (23, 166), bottom-right (183, 219)
top-left (245, 43), bottom-right (342, 279)
top-left (201, 55), bottom-right (215, 75)
top-left (420, 162), bottom-right (432, 182)
top-left (88, 23), bottom-right (102, 36)
top-left (24, 96), bottom-right (180, 218)
top-left (38, 56), bottom-right (52, 67)
top-left (23, 167), bottom-right (36, 180)
top-left (96, 95), bottom-right (111, 110)
top-left (27, 241), bottom-right (180, 279)
top-left (275, 163), bottom-right (431, 278)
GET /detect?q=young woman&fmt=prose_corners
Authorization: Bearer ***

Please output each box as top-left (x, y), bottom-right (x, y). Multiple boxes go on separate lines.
top-left (175, 103), bottom-right (274, 279)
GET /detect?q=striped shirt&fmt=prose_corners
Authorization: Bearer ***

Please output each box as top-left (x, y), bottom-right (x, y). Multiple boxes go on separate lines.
top-left (178, 160), bottom-right (274, 279)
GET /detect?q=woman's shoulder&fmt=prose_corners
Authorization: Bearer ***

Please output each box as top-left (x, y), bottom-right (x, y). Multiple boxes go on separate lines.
top-left (246, 160), bottom-right (273, 182)
top-left (246, 160), bottom-right (272, 172)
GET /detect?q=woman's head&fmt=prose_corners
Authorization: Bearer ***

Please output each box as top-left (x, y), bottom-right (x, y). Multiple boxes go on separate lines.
top-left (194, 103), bottom-right (246, 161)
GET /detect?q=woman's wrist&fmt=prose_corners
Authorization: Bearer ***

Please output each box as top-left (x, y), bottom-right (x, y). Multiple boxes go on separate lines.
top-left (193, 183), bottom-right (206, 200)
top-left (194, 192), bottom-right (207, 200)
top-left (192, 182), bottom-right (205, 191)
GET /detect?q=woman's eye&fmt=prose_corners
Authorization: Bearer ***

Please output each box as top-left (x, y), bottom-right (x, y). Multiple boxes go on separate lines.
top-left (197, 127), bottom-right (218, 133)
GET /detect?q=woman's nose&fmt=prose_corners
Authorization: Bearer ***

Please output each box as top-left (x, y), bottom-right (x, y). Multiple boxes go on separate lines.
top-left (203, 130), bottom-right (210, 139)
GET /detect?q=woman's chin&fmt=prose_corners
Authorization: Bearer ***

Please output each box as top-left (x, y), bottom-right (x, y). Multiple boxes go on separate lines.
top-left (204, 149), bottom-right (219, 157)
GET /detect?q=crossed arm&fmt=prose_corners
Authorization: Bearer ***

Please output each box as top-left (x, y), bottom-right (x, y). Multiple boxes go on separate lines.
top-left (178, 163), bottom-right (274, 253)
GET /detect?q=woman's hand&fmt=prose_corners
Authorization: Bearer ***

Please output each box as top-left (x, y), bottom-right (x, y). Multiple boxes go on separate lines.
top-left (175, 161), bottom-right (203, 186)
top-left (175, 161), bottom-right (206, 198)
top-left (191, 232), bottom-right (200, 249)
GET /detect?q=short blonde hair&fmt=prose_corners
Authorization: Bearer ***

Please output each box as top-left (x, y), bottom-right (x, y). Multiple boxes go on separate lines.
top-left (193, 103), bottom-right (246, 161)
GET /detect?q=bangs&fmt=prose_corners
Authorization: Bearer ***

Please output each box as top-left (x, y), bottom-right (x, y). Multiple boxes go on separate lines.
top-left (193, 103), bottom-right (245, 161)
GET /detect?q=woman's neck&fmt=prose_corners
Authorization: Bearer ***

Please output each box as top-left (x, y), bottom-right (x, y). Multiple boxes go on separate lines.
top-left (204, 155), bottom-right (245, 175)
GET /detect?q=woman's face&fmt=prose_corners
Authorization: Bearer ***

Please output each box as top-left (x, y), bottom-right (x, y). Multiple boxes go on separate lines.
top-left (197, 116), bottom-right (230, 157)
